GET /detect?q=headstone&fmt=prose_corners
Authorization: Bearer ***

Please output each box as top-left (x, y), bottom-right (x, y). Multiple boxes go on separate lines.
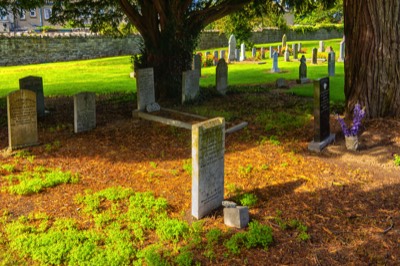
top-left (224, 206), bottom-right (249, 229)
top-left (213, 50), bottom-right (219, 66)
top-left (298, 43), bottom-right (302, 52)
top-left (278, 45), bottom-right (282, 55)
top-left (261, 47), bottom-right (265, 59)
top-left (220, 50), bottom-right (226, 60)
top-left (297, 55), bottom-right (310, 84)
top-left (182, 70), bottom-right (200, 103)
top-left (312, 48), bottom-right (318, 64)
top-left (271, 51), bottom-right (280, 72)
top-left (192, 117), bottom-right (225, 219)
top-left (136, 68), bottom-right (155, 111)
top-left (275, 78), bottom-right (288, 89)
top-left (252, 47), bottom-right (257, 58)
top-left (318, 41), bottom-right (325, 52)
top-left (293, 43), bottom-right (299, 60)
top-left (216, 59), bottom-right (228, 95)
top-left (328, 51), bottom-right (335, 76)
top-left (269, 46), bottom-right (273, 58)
top-left (338, 39), bottom-right (345, 62)
top-left (282, 34), bottom-right (287, 48)
top-left (228, 34), bottom-right (236, 62)
top-left (308, 77), bottom-right (335, 152)
top-left (284, 49), bottom-right (290, 62)
top-left (74, 92), bottom-right (96, 133)
top-left (240, 43), bottom-right (246, 61)
top-left (235, 49), bottom-right (240, 61)
top-left (7, 90), bottom-right (38, 150)
top-left (19, 76), bottom-right (45, 117)
top-left (192, 54), bottom-right (202, 76)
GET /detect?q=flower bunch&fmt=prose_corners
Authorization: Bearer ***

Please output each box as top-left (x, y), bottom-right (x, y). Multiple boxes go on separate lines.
top-left (337, 103), bottom-right (365, 137)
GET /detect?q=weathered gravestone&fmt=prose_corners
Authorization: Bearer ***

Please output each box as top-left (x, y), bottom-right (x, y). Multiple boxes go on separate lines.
top-left (312, 48), bottom-right (318, 64)
top-left (275, 78), bottom-right (288, 89)
top-left (7, 90), bottom-right (38, 150)
top-left (308, 77), bottom-right (335, 152)
top-left (261, 47), bottom-right (265, 59)
top-left (328, 51), bottom-right (336, 76)
top-left (278, 45), bottom-right (282, 55)
top-left (136, 68), bottom-right (156, 111)
top-left (216, 59), bottom-right (228, 95)
top-left (271, 51), bottom-right (280, 72)
top-left (74, 92), bottom-right (96, 133)
top-left (213, 50), bottom-right (219, 66)
top-left (252, 47), bottom-right (257, 58)
top-left (338, 39), bottom-right (345, 62)
top-left (298, 43), bottom-right (302, 52)
top-left (269, 46), bottom-right (273, 58)
top-left (192, 117), bottom-right (225, 219)
top-left (293, 43), bottom-right (299, 60)
top-left (192, 54), bottom-right (202, 76)
top-left (282, 34), bottom-right (287, 48)
top-left (240, 43), bottom-right (246, 61)
top-left (318, 41), bottom-right (325, 52)
top-left (297, 55), bottom-right (310, 84)
top-left (182, 70), bottom-right (200, 103)
top-left (19, 76), bottom-right (45, 117)
top-left (284, 46), bottom-right (290, 62)
top-left (235, 49), bottom-right (240, 61)
top-left (228, 34), bottom-right (236, 62)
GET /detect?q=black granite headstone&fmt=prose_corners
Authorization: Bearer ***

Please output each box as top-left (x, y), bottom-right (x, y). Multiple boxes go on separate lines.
top-left (314, 77), bottom-right (330, 142)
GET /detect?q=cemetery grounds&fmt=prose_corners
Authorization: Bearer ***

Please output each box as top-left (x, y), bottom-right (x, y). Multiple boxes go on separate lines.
top-left (0, 44), bottom-right (400, 264)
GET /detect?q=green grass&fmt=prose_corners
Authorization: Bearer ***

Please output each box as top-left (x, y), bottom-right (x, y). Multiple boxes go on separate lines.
top-left (1, 39), bottom-right (344, 103)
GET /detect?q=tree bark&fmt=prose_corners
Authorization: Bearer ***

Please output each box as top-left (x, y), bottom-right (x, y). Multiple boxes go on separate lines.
top-left (344, 0), bottom-right (400, 118)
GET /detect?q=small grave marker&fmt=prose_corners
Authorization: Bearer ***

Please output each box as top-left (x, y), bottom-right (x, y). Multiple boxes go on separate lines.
top-left (328, 51), bottom-right (336, 76)
top-left (19, 76), bottom-right (45, 117)
top-left (216, 59), bottom-right (228, 95)
top-left (7, 90), bottom-right (38, 150)
top-left (192, 117), bottom-right (225, 219)
top-left (74, 92), bottom-right (96, 133)
top-left (271, 51), bottom-right (280, 72)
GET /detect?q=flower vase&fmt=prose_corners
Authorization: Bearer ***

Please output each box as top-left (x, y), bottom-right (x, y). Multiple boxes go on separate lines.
top-left (345, 135), bottom-right (359, 151)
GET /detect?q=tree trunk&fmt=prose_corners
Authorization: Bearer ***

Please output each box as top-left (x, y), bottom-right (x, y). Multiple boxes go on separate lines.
top-left (344, 0), bottom-right (400, 118)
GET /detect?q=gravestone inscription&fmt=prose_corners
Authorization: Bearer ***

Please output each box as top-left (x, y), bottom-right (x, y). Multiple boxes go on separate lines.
top-left (74, 92), bottom-right (96, 133)
top-left (192, 117), bottom-right (225, 219)
top-left (136, 68), bottom-right (156, 111)
top-left (19, 76), bottom-right (45, 117)
top-left (216, 59), bottom-right (228, 95)
top-left (182, 70), bottom-right (200, 103)
top-left (7, 90), bottom-right (38, 150)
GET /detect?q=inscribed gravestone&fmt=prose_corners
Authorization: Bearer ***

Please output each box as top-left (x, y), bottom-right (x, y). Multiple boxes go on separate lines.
top-left (282, 34), bottom-right (287, 48)
top-left (19, 76), bottom-right (45, 117)
top-left (136, 68), bottom-right (155, 111)
top-left (74, 92), bottom-right (96, 133)
top-left (271, 51), bottom-right (280, 72)
top-left (328, 51), bottom-right (335, 76)
top-left (338, 39), bottom-right (345, 62)
top-left (228, 34), bottom-right (236, 62)
top-left (240, 43), bottom-right (246, 61)
top-left (193, 54), bottom-right (202, 76)
top-left (182, 70), bottom-right (200, 103)
top-left (308, 77), bottom-right (335, 152)
top-left (312, 48), bottom-right (318, 64)
top-left (192, 117), bottom-right (225, 219)
top-left (216, 59), bottom-right (228, 95)
top-left (7, 90), bottom-right (38, 150)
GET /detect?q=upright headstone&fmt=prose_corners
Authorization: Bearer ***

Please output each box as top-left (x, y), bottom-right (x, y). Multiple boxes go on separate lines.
top-left (261, 47), bottom-right (265, 59)
top-left (213, 50), bottom-right (219, 66)
top-left (298, 43), bottom-right (302, 52)
top-left (228, 34), bottom-right (237, 62)
top-left (328, 51), bottom-right (336, 76)
top-left (282, 34), bottom-right (287, 48)
top-left (284, 49), bottom-right (290, 62)
top-left (318, 41), bottom-right (325, 52)
top-left (271, 51), bottom-right (280, 72)
top-left (182, 70), bottom-right (200, 103)
top-left (312, 48), bottom-right (318, 64)
top-left (136, 68), bottom-right (156, 111)
top-left (338, 39), bottom-right (345, 62)
top-left (240, 43), bottom-right (246, 61)
top-left (297, 55), bottom-right (309, 84)
top-left (220, 50), bottom-right (226, 60)
top-left (19, 76), bottom-right (45, 117)
top-left (235, 49), bottom-right (240, 61)
top-left (7, 90), bottom-right (38, 150)
top-left (278, 45), bottom-right (282, 55)
top-left (74, 92), bottom-right (96, 133)
top-left (192, 117), bottom-right (225, 219)
top-left (193, 54), bottom-right (202, 76)
top-left (293, 43), bottom-right (299, 60)
top-left (308, 77), bottom-right (335, 152)
top-left (269, 46), bottom-right (273, 58)
top-left (216, 59), bottom-right (228, 95)
top-left (252, 47), bottom-right (257, 58)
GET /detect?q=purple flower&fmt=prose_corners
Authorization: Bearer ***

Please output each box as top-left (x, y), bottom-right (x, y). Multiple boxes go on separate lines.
top-left (337, 104), bottom-right (365, 137)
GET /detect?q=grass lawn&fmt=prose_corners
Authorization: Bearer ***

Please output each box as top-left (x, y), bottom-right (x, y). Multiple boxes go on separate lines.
top-left (0, 39), bottom-right (344, 102)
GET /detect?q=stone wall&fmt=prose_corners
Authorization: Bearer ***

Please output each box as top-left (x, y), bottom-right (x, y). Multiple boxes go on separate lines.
top-left (0, 28), bottom-right (343, 66)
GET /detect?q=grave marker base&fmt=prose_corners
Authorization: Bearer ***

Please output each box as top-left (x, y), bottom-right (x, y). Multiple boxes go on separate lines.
top-left (308, 133), bottom-right (335, 152)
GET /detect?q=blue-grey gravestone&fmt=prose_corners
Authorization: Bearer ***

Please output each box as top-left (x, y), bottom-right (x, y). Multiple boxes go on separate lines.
top-left (213, 50), bottom-right (219, 66)
top-left (271, 51), bottom-right (280, 72)
top-left (235, 49), bottom-right (240, 61)
top-left (328, 51), bottom-right (336, 76)
top-left (252, 47), bottom-right (257, 58)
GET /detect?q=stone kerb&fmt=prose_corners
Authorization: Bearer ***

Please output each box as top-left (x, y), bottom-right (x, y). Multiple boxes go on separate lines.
top-left (192, 117), bottom-right (225, 219)
top-left (74, 92), bottom-right (96, 133)
top-left (7, 89), bottom-right (38, 150)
